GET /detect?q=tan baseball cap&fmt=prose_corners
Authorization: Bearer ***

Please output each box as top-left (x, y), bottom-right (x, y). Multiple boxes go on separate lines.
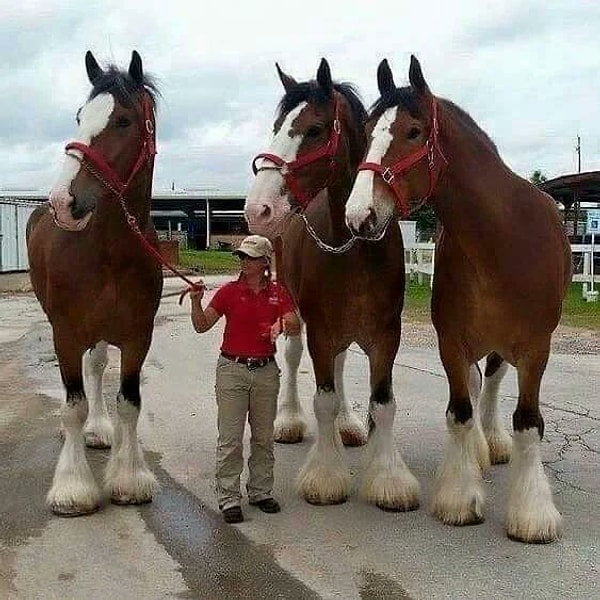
top-left (233, 235), bottom-right (273, 260)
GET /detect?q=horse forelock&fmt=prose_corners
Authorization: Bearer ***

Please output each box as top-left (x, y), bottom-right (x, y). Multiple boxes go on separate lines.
top-left (370, 87), bottom-right (498, 154)
top-left (88, 65), bottom-right (159, 110)
top-left (277, 80), bottom-right (367, 129)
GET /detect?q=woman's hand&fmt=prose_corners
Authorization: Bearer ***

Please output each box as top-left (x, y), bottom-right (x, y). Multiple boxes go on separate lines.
top-left (178, 280), bottom-right (205, 305)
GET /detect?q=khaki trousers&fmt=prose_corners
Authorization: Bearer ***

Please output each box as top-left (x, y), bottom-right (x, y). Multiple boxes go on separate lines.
top-left (214, 355), bottom-right (280, 511)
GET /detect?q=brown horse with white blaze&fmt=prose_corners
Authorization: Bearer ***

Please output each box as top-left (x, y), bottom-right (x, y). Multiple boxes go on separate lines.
top-left (26, 51), bottom-right (162, 515)
top-left (345, 56), bottom-right (571, 543)
top-left (245, 59), bottom-right (419, 510)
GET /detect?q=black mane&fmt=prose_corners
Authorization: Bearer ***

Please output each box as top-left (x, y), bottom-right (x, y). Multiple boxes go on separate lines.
top-left (370, 86), bottom-right (497, 153)
top-left (277, 80), bottom-right (367, 127)
top-left (88, 65), bottom-right (159, 108)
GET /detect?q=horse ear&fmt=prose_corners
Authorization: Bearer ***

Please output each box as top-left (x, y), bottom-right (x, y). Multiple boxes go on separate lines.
top-left (129, 50), bottom-right (144, 84)
top-left (409, 54), bottom-right (431, 97)
top-left (275, 63), bottom-right (297, 92)
top-left (85, 51), bottom-right (103, 85)
top-left (377, 59), bottom-right (396, 96)
top-left (316, 58), bottom-right (333, 97)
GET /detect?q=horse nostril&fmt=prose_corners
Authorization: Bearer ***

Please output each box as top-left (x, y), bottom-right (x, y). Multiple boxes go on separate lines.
top-left (260, 204), bottom-right (272, 219)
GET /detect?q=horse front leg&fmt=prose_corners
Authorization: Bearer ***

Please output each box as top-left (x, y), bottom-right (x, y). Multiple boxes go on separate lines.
top-left (297, 330), bottom-right (350, 505)
top-left (431, 342), bottom-right (490, 526)
top-left (335, 351), bottom-right (368, 447)
top-left (48, 334), bottom-right (101, 516)
top-left (478, 352), bottom-right (512, 464)
top-left (105, 337), bottom-right (156, 505)
top-left (83, 341), bottom-right (114, 449)
top-left (360, 334), bottom-right (420, 511)
top-left (506, 343), bottom-right (561, 543)
top-left (274, 332), bottom-right (307, 443)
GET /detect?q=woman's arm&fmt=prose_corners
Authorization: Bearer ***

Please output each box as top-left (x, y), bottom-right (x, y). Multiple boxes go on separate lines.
top-left (189, 285), bottom-right (221, 333)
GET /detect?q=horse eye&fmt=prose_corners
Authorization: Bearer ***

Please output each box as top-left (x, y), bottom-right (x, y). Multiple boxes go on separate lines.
top-left (408, 127), bottom-right (421, 140)
top-left (116, 116), bottom-right (131, 128)
top-left (305, 126), bottom-right (322, 138)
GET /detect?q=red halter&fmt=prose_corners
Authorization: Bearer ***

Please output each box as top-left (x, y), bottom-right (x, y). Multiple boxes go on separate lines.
top-left (64, 93), bottom-right (156, 199)
top-left (357, 99), bottom-right (447, 218)
top-left (251, 98), bottom-right (342, 210)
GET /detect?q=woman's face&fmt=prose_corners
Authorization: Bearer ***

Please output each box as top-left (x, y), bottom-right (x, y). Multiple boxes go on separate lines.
top-left (239, 254), bottom-right (268, 277)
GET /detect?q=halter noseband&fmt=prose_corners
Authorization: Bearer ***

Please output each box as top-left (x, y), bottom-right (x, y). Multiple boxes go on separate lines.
top-left (251, 97), bottom-right (342, 210)
top-left (64, 93), bottom-right (156, 200)
top-left (357, 99), bottom-right (447, 218)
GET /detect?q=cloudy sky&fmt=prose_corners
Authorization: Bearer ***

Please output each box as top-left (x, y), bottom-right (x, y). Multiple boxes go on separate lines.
top-left (1, 1), bottom-right (599, 194)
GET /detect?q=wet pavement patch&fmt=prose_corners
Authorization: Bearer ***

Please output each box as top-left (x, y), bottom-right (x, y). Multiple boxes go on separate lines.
top-left (140, 456), bottom-right (320, 600)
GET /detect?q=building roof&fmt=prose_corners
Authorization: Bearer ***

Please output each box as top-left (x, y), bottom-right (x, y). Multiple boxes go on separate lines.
top-left (540, 171), bottom-right (600, 206)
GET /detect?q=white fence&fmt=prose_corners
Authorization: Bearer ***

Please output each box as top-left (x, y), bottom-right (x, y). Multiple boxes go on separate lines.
top-left (404, 242), bottom-right (600, 295)
top-left (0, 202), bottom-right (36, 272)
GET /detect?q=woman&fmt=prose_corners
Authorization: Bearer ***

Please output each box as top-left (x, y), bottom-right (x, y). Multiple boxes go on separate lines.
top-left (188, 235), bottom-right (301, 523)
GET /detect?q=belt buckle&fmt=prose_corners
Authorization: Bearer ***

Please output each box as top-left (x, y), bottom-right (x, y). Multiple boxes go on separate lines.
top-left (247, 358), bottom-right (259, 370)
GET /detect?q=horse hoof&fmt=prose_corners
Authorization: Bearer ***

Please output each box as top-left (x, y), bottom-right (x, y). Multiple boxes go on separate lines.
top-left (376, 500), bottom-right (420, 513)
top-left (340, 430), bottom-right (367, 447)
top-left (111, 493), bottom-right (153, 506)
top-left (51, 502), bottom-right (100, 517)
top-left (275, 433), bottom-right (304, 444)
top-left (85, 433), bottom-right (112, 449)
top-left (304, 496), bottom-right (347, 506)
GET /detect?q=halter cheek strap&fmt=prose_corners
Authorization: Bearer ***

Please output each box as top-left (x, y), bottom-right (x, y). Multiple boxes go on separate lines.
top-left (251, 98), bottom-right (342, 210)
top-left (65, 94), bottom-right (156, 199)
top-left (357, 99), bottom-right (447, 218)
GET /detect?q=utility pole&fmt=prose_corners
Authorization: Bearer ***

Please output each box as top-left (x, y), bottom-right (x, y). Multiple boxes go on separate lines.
top-left (576, 135), bottom-right (581, 173)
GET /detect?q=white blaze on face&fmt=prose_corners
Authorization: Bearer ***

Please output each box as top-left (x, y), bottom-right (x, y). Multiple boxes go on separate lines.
top-left (346, 106), bottom-right (397, 232)
top-left (49, 93), bottom-right (115, 230)
top-left (245, 102), bottom-right (307, 237)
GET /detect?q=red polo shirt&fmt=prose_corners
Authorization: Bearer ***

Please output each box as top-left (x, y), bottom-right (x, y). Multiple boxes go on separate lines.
top-left (208, 277), bottom-right (295, 358)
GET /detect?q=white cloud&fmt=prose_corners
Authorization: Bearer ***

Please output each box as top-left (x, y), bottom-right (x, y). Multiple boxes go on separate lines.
top-left (1, 0), bottom-right (599, 192)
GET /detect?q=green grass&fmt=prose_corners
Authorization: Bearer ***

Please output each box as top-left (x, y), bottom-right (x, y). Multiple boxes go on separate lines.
top-left (402, 280), bottom-right (600, 331)
top-left (178, 252), bottom-right (600, 331)
top-left (180, 249), bottom-right (239, 274)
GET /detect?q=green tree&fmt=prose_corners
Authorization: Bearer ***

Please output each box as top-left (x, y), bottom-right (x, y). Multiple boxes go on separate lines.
top-left (529, 170), bottom-right (548, 186)
top-left (411, 204), bottom-right (437, 241)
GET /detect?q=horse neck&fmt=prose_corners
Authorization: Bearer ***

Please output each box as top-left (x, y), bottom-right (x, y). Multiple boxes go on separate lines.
top-left (431, 106), bottom-right (517, 249)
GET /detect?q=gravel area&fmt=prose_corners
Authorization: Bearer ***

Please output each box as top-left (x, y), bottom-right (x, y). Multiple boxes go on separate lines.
top-left (400, 319), bottom-right (600, 355)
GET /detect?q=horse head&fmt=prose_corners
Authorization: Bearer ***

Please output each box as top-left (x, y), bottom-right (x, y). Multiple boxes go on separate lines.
top-left (245, 58), bottom-right (366, 239)
top-left (346, 55), bottom-right (446, 239)
top-left (49, 51), bottom-right (157, 231)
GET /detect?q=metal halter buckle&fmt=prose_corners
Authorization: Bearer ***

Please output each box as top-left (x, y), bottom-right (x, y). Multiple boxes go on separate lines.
top-left (382, 167), bottom-right (395, 185)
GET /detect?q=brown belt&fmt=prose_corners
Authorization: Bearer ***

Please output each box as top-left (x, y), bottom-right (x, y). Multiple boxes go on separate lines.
top-left (221, 353), bottom-right (275, 370)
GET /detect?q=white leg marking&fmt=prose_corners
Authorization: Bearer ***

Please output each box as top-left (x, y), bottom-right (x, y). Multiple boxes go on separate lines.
top-left (468, 364), bottom-right (491, 470)
top-left (431, 415), bottom-right (485, 525)
top-left (105, 395), bottom-right (156, 504)
top-left (479, 360), bottom-right (512, 464)
top-left (346, 107), bottom-right (397, 230)
top-left (335, 351), bottom-right (367, 447)
top-left (83, 341), bottom-right (114, 448)
top-left (297, 389), bottom-right (350, 504)
top-left (274, 334), bottom-right (307, 443)
top-left (47, 394), bottom-right (101, 515)
top-left (506, 428), bottom-right (561, 543)
top-left (360, 400), bottom-right (420, 511)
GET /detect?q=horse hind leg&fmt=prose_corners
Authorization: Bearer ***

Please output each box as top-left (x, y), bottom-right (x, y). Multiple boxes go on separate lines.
top-left (83, 341), bottom-right (114, 449)
top-left (335, 350), bottom-right (367, 447)
top-left (478, 352), bottom-right (512, 464)
top-left (48, 339), bottom-right (101, 516)
top-left (431, 347), bottom-right (487, 526)
top-left (274, 333), bottom-right (307, 443)
top-left (506, 346), bottom-right (561, 543)
top-left (105, 342), bottom-right (156, 505)
top-left (468, 363), bottom-right (492, 470)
